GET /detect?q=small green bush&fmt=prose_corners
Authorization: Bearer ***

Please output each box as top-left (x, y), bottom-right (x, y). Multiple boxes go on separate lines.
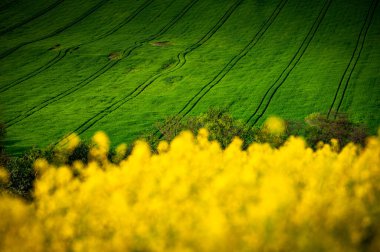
top-left (147, 108), bottom-right (255, 149)
top-left (0, 123), bottom-right (7, 166)
top-left (5, 148), bottom-right (54, 200)
top-left (303, 112), bottom-right (368, 149)
top-left (147, 108), bottom-right (369, 151)
top-left (3, 140), bottom-right (93, 200)
top-left (67, 141), bottom-right (91, 165)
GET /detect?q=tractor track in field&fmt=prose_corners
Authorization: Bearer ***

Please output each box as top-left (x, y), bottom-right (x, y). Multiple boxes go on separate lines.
top-left (175, 0), bottom-right (288, 122)
top-left (327, 0), bottom-right (379, 119)
top-left (81, 0), bottom-right (156, 45)
top-left (5, 60), bottom-right (119, 128)
top-left (145, 0), bottom-right (177, 28)
top-left (168, 0), bottom-right (244, 73)
top-left (0, 0), bottom-right (154, 94)
top-left (7, 0), bottom-right (199, 131)
top-left (0, 0), bottom-right (64, 36)
top-left (0, 49), bottom-right (69, 93)
top-left (56, 0), bottom-right (243, 139)
top-left (0, 0), bottom-right (18, 12)
top-left (245, 0), bottom-right (332, 126)
top-left (55, 0), bottom-right (201, 143)
top-left (0, 0), bottom-right (109, 60)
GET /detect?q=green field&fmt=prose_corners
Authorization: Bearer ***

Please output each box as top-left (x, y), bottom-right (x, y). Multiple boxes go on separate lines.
top-left (0, 0), bottom-right (379, 154)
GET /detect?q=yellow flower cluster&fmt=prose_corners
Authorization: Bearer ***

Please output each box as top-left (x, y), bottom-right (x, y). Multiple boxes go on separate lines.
top-left (263, 116), bottom-right (286, 135)
top-left (1, 129), bottom-right (380, 251)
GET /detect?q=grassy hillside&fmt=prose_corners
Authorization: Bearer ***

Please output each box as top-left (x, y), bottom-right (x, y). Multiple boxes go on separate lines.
top-left (0, 0), bottom-right (379, 154)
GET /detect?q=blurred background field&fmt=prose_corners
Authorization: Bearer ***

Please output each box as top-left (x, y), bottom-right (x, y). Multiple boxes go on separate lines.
top-left (0, 0), bottom-right (379, 154)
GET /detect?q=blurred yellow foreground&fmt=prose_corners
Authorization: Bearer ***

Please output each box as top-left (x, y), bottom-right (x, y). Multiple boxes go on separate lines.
top-left (1, 127), bottom-right (380, 251)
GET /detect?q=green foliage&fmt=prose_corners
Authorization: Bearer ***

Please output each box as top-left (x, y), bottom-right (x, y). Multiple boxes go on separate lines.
top-left (0, 108), bottom-right (372, 200)
top-left (303, 112), bottom-right (368, 149)
top-left (0, 123), bottom-right (7, 166)
top-left (67, 141), bottom-right (92, 165)
top-left (146, 108), bottom-right (369, 151)
top-left (146, 108), bottom-right (290, 149)
top-left (5, 148), bottom-right (54, 200)
top-left (2, 139), bottom-right (129, 199)
top-left (0, 138), bottom-right (92, 199)
top-left (147, 107), bottom-right (254, 149)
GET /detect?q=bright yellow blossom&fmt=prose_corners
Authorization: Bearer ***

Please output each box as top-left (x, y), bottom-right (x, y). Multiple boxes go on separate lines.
top-left (263, 116), bottom-right (286, 135)
top-left (0, 129), bottom-right (379, 251)
top-left (0, 167), bottom-right (9, 184)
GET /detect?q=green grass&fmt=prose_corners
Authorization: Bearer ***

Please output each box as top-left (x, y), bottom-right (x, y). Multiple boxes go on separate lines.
top-left (0, 0), bottom-right (379, 154)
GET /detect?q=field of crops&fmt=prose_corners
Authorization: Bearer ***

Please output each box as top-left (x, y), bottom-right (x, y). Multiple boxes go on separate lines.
top-left (0, 0), bottom-right (379, 154)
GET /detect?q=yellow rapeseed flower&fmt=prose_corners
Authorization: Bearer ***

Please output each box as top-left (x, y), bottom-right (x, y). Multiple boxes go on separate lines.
top-left (92, 131), bottom-right (110, 151)
top-left (157, 140), bottom-right (169, 153)
top-left (0, 167), bottom-right (9, 184)
top-left (330, 138), bottom-right (340, 152)
top-left (0, 128), bottom-right (379, 251)
top-left (33, 158), bottom-right (49, 174)
top-left (66, 133), bottom-right (80, 152)
top-left (263, 116), bottom-right (286, 135)
top-left (112, 143), bottom-right (128, 163)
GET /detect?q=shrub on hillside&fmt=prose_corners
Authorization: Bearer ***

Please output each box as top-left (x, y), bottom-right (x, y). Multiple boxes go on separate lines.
top-left (4, 139), bottom-right (92, 200)
top-left (149, 109), bottom-right (369, 151)
top-left (0, 123), bottom-right (7, 166)
top-left (5, 148), bottom-right (54, 200)
top-left (150, 108), bottom-right (254, 149)
top-left (3, 136), bottom-right (129, 199)
top-left (303, 112), bottom-right (368, 149)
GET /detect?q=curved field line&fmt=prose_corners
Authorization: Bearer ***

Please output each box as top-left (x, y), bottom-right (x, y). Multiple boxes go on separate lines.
top-left (0, 0), bottom-right (154, 94)
top-left (145, 0), bottom-right (177, 27)
top-left (81, 0), bottom-right (156, 46)
top-left (0, 49), bottom-right (68, 93)
top-left (54, 0), bottom-right (203, 145)
top-left (119, 0), bottom-right (200, 51)
top-left (0, 0), bottom-right (64, 36)
top-left (56, 0), bottom-right (243, 139)
top-left (0, 0), bottom-right (109, 60)
top-left (5, 60), bottom-right (119, 128)
top-left (0, 0), bottom-right (18, 11)
top-left (245, 0), bottom-right (332, 126)
top-left (163, 0), bottom-right (244, 83)
top-left (7, 0), bottom-right (199, 131)
top-left (175, 0), bottom-right (288, 123)
top-left (327, 0), bottom-right (379, 119)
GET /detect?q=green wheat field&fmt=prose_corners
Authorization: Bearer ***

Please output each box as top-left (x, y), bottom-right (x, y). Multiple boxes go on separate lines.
top-left (0, 0), bottom-right (379, 154)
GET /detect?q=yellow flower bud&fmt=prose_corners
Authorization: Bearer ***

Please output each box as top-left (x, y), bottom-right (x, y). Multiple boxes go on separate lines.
top-left (157, 141), bottom-right (169, 153)
top-left (264, 116), bottom-right (286, 135)
top-left (0, 167), bottom-right (9, 184)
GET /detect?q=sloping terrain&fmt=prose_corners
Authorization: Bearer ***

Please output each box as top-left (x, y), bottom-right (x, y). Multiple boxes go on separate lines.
top-left (0, 0), bottom-right (379, 154)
